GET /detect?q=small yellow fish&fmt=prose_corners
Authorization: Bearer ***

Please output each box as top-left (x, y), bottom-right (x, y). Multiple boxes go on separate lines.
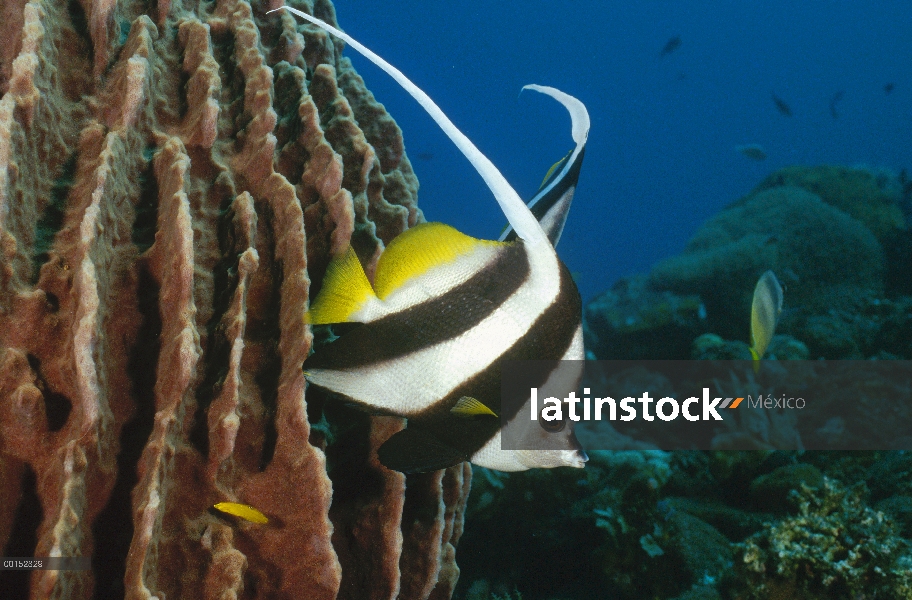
top-left (213, 502), bottom-right (269, 524)
top-left (749, 270), bottom-right (783, 366)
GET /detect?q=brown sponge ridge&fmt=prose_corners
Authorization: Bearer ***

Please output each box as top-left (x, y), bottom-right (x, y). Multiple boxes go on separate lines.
top-left (0, 1), bottom-right (468, 598)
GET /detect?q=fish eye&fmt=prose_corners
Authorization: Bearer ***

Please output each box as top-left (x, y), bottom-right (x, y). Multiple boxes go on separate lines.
top-left (539, 416), bottom-right (565, 432)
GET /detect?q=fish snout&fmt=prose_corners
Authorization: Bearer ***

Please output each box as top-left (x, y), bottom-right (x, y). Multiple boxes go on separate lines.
top-left (565, 448), bottom-right (588, 469)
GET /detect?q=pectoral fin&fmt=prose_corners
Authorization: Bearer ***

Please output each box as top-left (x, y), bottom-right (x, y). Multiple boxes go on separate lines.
top-left (450, 396), bottom-right (498, 418)
top-left (377, 427), bottom-right (467, 474)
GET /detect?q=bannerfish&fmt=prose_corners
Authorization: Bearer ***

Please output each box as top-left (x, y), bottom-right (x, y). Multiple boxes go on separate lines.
top-left (829, 90), bottom-right (844, 119)
top-left (660, 35), bottom-right (682, 57)
top-left (736, 144), bottom-right (767, 161)
top-left (771, 93), bottom-right (792, 117)
top-left (749, 270), bottom-right (783, 366)
top-left (212, 502), bottom-right (269, 524)
top-left (271, 6), bottom-right (590, 473)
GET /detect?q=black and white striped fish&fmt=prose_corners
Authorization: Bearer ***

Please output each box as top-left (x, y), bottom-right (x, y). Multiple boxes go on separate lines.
top-left (273, 5), bottom-right (590, 473)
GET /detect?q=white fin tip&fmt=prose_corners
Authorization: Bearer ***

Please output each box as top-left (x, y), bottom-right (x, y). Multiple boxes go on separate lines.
top-left (522, 85), bottom-right (590, 146)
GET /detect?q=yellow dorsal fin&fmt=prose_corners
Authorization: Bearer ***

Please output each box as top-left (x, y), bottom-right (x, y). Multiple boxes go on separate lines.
top-left (213, 502), bottom-right (269, 524)
top-left (373, 222), bottom-right (502, 300)
top-left (306, 246), bottom-right (376, 324)
top-left (450, 396), bottom-right (498, 418)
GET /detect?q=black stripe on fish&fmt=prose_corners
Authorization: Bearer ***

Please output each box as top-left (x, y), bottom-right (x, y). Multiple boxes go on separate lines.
top-left (375, 263), bottom-right (582, 472)
top-left (303, 242), bottom-right (530, 371)
top-left (500, 146), bottom-right (586, 247)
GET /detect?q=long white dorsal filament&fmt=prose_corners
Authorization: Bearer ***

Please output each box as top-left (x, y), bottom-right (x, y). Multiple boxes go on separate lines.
top-left (268, 5), bottom-right (550, 248)
top-left (522, 84), bottom-right (589, 196)
top-left (515, 85), bottom-right (590, 244)
top-left (523, 85), bottom-right (589, 148)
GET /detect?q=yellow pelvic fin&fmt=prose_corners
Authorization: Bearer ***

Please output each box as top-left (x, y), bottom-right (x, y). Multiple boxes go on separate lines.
top-left (373, 222), bottom-right (502, 300)
top-left (450, 396), bottom-right (498, 418)
top-left (213, 501), bottom-right (269, 524)
top-left (539, 151), bottom-right (571, 189)
top-left (306, 246), bottom-right (376, 324)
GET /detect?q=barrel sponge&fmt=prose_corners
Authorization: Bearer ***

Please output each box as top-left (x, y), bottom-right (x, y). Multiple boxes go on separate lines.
top-left (0, 1), bottom-right (467, 599)
top-left (649, 186), bottom-right (883, 326)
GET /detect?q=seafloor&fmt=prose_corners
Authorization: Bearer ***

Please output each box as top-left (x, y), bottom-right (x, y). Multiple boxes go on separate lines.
top-left (1, 1), bottom-right (910, 600)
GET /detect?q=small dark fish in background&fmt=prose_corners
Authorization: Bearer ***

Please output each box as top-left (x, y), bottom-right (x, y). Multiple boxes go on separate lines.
top-left (771, 93), bottom-right (792, 116)
top-left (415, 152), bottom-right (434, 161)
top-left (829, 90), bottom-right (844, 119)
top-left (736, 144), bottom-right (767, 161)
top-left (660, 35), bottom-right (682, 57)
top-left (884, 82), bottom-right (895, 94)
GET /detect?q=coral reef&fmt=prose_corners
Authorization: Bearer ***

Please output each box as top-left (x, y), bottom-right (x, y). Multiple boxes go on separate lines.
top-left (456, 450), bottom-right (912, 600)
top-left (585, 165), bottom-right (912, 360)
top-left (0, 1), bottom-right (470, 598)
top-left (457, 450), bottom-right (738, 600)
top-left (584, 276), bottom-right (706, 360)
top-left (649, 185), bottom-right (884, 324)
top-left (726, 478), bottom-right (912, 600)
top-left (752, 165), bottom-right (906, 242)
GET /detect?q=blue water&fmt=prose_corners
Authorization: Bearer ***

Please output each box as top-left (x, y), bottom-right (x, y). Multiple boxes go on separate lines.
top-left (330, 0), bottom-right (911, 303)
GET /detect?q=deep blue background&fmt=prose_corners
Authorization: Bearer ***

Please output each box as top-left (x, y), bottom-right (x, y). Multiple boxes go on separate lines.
top-left (329, 0), bottom-right (911, 302)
